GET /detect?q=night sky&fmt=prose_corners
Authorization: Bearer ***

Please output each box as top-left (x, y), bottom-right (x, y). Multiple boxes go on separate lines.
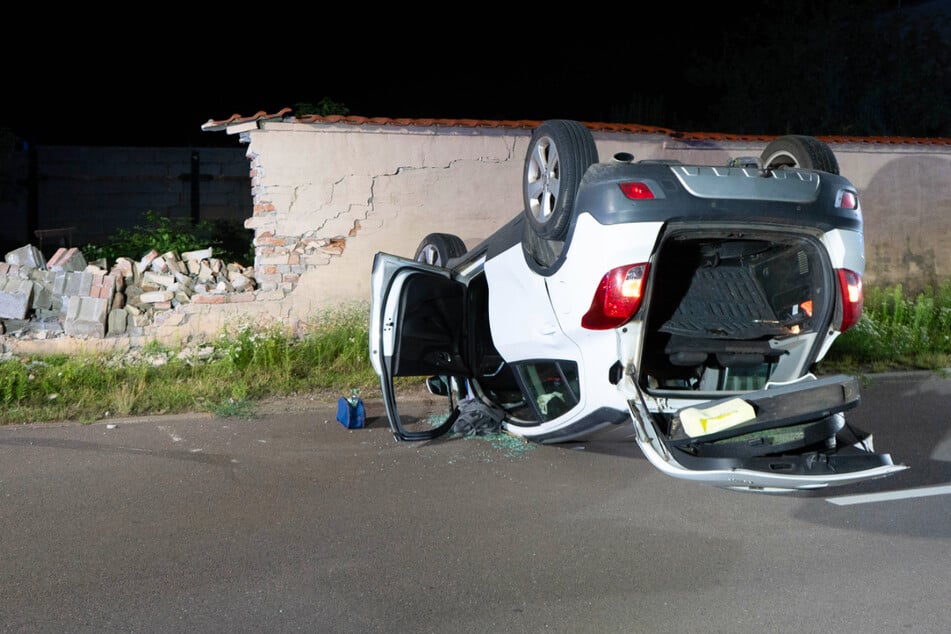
top-left (4, 60), bottom-right (690, 148)
top-left (5, 1), bottom-right (947, 148)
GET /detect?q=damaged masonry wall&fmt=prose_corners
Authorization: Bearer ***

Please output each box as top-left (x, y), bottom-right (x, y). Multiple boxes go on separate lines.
top-left (0, 244), bottom-right (257, 344)
top-left (243, 123), bottom-right (529, 313)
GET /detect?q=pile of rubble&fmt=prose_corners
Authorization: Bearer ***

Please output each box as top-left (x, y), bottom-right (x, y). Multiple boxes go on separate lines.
top-left (0, 244), bottom-right (256, 340)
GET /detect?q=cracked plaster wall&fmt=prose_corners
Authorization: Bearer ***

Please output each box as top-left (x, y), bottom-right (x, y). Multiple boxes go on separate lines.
top-left (242, 124), bottom-right (530, 318)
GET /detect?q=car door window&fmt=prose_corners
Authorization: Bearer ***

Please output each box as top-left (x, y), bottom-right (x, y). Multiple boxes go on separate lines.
top-left (514, 361), bottom-right (580, 422)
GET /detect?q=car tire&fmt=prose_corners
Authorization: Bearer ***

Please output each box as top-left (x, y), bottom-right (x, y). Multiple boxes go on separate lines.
top-left (522, 120), bottom-right (599, 241)
top-left (760, 135), bottom-right (840, 175)
top-left (414, 232), bottom-right (467, 267)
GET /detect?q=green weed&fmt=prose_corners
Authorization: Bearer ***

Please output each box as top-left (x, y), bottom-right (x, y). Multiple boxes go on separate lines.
top-left (823, 280), bottom-right (951, 372)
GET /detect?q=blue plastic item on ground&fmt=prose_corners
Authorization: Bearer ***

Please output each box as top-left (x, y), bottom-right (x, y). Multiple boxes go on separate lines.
top-left (336, 395), bottom-right (365, 429)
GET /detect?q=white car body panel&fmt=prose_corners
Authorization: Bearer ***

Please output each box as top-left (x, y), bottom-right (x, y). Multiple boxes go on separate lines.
top-left (369, 120), bottom-right (904, 492)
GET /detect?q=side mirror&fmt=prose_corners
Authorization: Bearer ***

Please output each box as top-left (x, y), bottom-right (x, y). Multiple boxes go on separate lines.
top-left (425, 375), bottom-right (450, 396)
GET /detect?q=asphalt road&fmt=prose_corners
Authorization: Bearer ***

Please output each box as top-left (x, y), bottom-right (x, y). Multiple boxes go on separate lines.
top-left (1, 371), bottom-right (950, 633)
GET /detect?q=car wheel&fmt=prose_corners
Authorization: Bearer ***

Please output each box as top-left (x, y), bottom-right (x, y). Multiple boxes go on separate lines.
top-left (760, 135), bottom-right (840, 175)
top-left (414, 232), bottom-right (467, 267)
top-left (522, 120), bottom-right (599, 240)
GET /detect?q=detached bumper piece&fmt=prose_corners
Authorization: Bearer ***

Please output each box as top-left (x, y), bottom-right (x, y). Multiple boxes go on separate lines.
top-left (669, 374), bottom-right (861, 459)
top-left (627, 373), bottom-right (906, 491)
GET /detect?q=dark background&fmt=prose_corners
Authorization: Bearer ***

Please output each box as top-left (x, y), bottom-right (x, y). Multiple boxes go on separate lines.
top-left (3, 1), bottom-right (949, 149)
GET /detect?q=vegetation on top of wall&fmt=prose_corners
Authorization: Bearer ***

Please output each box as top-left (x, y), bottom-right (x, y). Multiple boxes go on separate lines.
top-left (82, 210), bottom-right (254, 267)
top-left (293, 98), bottom-right (350, 117)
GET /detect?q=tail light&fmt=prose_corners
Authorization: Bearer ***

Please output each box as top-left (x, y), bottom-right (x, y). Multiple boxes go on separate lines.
top-left (836, 268), bottom-right (863, 332)
top-left (619, 182), bottom-right (655, 200)
top-left (582, 263), bottom-right (649, 330)
top-left (836, 189), bottom-right (859, 210)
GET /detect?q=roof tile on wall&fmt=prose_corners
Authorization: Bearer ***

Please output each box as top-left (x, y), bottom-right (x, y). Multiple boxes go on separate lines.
top-left (201, 108), bottom-right (951, 146)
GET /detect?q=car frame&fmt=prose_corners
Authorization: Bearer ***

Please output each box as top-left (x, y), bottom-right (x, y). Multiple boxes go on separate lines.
top-left (370, 120), bottom-right (907, 493)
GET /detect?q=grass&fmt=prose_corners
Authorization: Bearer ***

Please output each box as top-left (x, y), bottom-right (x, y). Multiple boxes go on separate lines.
top-left (0, 303), bottom-right (381, 425)
top-left (0, 282), bottom-right (948, 426)
top-left (819, 280), bottom-right (951, 376)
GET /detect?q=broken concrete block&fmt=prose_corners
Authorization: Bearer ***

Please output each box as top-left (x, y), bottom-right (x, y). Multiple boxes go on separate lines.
top-left (31, 319), bottom-right (64, 337)
top-left (63, 296), bottom-right (109, 337)
top-left (230, 272), bottom-right (252, 290)
top-left (0, 263), bottom-right (29, 280)
top-left (142, 271), bottom-right (175, 288)
top-left (5, 245), bottom-right (46, 269)
top-left (47, 247), bottom-right (87, 272)
top-left (30, 280), bottom-right (52, 310)
top-left (139, 290), bottom-right (174, 304)
top-left (62, 271), bottom-right (93, 297)
top-left (29, 270), bottom-right (55, 310)
top-left (112, 257), bottom-right (136, 281)
top-left (107, 308), bottom-right (128, 336)
top-left (0, 278), bottom-right (34, 319)
top-left (197, 262), bottom-right (215, 282)
top-left (182, 248), bottom-right (213, 262)
top-left (51, 272), bottom-right (68, 295)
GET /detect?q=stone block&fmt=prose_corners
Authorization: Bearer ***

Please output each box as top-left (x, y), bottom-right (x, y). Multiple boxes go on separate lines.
top-left (77, 272), bottom-right (93, 297)
top-left (143, 271), bottom-right (175, 288)
top-left (182, 248), bottom-right (213, 261)
top-left (5, 245), bottom-right (46, 269)
top-left (63, 271), bottom-right (83, 296)
top-left (30, 281), bottom-right (53, 310)
top-left (63, 296), bottom-right (109, 337)
top-left (0, 263), bottom-right (28, 280)
top-left (139, 290), bottom-right (174, 303)
top-left (48, 247), bottom-right (87, 272)
top-left (52, 272), bottom-right (68, 295)
top-left (0, 278), bottom-right (33, 319)
top-left (139, 250), bottom-right (160, 272)
top-left (107, 308), bottom-right (129, 336)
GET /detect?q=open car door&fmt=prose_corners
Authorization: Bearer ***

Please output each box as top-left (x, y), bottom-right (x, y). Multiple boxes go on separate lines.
top-left (621, 371), bottom-right (909, 492)
top-left (370, 252), bottom-right (473, 441)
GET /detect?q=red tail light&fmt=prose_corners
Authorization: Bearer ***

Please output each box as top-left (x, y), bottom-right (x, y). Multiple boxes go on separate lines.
top-left (582, 263), bottom-right (650, 330)
top-left (836, 189), bottom-right (859, 210)
top-left (619, 182), bottom-right (655, 200)
top-left (836, 268), bottom-right (863, 332)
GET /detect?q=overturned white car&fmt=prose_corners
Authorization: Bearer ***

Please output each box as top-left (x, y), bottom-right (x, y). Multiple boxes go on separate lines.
top-left (370, 120), bottom-right (907, 492)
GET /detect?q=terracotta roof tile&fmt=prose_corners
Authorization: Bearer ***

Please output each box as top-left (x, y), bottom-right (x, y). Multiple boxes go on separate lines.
top-left (201, 108), bottom-right (951, 146)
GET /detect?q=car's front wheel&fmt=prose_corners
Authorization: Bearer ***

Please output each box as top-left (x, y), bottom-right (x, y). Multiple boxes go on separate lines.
top-left (522, 120), bottom-right (598, 240)
top-left (414, 232), bottom-right (467, 267)
top-left (760, 135), bottom-right (840, 175)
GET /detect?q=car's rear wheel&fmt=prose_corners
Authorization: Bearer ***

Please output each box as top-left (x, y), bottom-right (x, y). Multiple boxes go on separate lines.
top-left (414, 232), bottom-right (467, 267)
top-left (760, 135), bottom-right (840, 175)
top-left (522, 120), bottom-right (598, 240)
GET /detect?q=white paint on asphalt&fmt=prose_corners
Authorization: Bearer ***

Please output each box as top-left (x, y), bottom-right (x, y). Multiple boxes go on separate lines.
top-left (827, 484), bottom-right (951, 506)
